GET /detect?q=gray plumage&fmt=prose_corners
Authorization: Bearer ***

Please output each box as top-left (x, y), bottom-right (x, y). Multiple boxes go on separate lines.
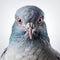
top-left (0, 6), bottom-right (60, 60)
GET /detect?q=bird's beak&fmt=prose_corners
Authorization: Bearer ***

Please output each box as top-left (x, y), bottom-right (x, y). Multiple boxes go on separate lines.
top-left (29, 27), bottom-right (32, 39)
top-left (27, 23), bottom-right (33, 39)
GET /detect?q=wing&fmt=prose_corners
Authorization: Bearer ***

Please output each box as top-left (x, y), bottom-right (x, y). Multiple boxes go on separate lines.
top-left (38, 46), bottom-right (60, 60)
top-left (56, 51), bottom-right (60, 60)
top-left (0, 47), bottom-right (7, 58)
top-left (51, 47), bottom-right (60, 60)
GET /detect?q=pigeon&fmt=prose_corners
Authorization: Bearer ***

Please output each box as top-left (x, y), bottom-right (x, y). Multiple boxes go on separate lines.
top-left (0, 6), bottom-right (60, 60)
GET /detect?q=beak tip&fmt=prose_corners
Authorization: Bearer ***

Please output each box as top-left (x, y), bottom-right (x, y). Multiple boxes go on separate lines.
top-left (30, 37), bottom-right (32, 39)
top-left (29, 28), bottom-right (32, 40)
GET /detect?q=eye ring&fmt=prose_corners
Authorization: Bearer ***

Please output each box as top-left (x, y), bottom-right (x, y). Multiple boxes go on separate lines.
top-left (16, 16), bottom-right (22, 24)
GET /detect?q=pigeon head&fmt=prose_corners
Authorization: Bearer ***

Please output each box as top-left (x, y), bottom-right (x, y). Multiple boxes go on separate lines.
top-left (10, 6), bottom-right (49, 44)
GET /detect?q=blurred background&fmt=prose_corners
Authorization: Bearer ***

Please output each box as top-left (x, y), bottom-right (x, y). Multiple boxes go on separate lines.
top-left (0, 0), bottom-right (60, 56)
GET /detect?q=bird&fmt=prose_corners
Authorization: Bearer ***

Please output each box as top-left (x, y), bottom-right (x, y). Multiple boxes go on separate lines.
top-left (0, 6), bottom-right (60, 60)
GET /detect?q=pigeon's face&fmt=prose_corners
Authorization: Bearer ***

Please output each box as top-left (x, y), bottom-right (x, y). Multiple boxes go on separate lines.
top-left (11, 6), bottom-right (48, 41)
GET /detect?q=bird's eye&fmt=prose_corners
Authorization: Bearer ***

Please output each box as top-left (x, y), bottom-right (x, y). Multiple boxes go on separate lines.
top-left (17, 16), bottom-right (22, 24)
top-left (18, 19), bottom-right (22, 24)
top-left (38, 17), bottom-right (43, 24)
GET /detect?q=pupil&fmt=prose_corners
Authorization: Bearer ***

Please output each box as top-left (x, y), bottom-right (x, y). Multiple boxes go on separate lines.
top-left (39, 19), bottom-right (41, 21)
top-left (19, 19), bottom-right (21, 22)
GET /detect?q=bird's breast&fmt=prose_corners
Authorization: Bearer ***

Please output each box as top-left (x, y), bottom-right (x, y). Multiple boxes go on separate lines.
top-left (4, 45), bottom-right (42, 60)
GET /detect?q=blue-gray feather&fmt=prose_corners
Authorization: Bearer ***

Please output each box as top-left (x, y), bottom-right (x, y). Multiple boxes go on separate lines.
top-left (0, 6), bottom-right (60, 60)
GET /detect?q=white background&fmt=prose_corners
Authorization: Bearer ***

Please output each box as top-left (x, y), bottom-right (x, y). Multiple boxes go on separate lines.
top-left (0, 0), bottom-right (60, 56)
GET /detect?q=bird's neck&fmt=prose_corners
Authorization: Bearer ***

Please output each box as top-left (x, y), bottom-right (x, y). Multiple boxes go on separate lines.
top-left (9, 32), bottom-right (50, 49)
